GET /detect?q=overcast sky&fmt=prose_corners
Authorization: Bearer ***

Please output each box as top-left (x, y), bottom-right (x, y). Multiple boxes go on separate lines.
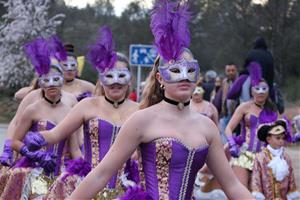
top-left (64, 0), bottom-right (152, 16)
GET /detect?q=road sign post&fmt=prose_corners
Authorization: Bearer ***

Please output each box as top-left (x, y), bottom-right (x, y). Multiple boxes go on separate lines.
top-left (129, 44), bottom-right (158, 101)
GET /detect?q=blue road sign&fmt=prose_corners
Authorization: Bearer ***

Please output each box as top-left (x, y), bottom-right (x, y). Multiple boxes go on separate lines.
top-left (129, 44), bottom-right (158, 67)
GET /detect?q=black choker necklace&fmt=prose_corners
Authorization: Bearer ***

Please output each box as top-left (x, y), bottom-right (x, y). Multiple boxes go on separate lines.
top-left (104, 96), bottom-right (125, 108)
top-left (66, 79), bottom-right (74, 83)
top-left (42, 91), bottom-right (61, 106)
top-left (163, 96), bottom-right (190, 110)
top-left (254, 102), bottom-right (263, 109)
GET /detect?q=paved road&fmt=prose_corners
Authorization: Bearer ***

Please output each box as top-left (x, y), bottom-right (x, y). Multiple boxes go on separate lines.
top-left (286, 144), bottom-right (300, 187)
top-left (0, 123), bottom-right (8, 151)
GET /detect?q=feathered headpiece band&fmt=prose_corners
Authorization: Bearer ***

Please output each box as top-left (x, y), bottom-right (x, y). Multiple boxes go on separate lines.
top-left (247, 61), bottom-right (262, 86)
top-left (47, 35), bottom-right (67, 62)
top-left (87, 26), bottom-right (117, 73)
top-left (24, 38), bottom-right (51, 76)
top-left (150, 0), bottom-right (191, 62)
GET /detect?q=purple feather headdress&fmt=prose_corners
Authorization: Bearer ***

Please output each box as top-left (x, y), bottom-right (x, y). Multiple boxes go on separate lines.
top-left (86, 26), bottom-right (117, 73)
top-left (24, 38), bottom-right (51, 76)
top-left (47, 35), bottom-right (67, 62)
top-left (150, 0), bottom-right (191, 62)
top-left (257, 109), bottom-right (294, 143)
top-left (247, 61), bottom-right (262, 86)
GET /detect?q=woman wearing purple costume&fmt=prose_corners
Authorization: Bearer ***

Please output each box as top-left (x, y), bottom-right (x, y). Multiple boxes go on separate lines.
top-left (66, 1), bottom-right (253, 199)
top-left (225, 64), bottom-right (280, 189)
top-left (60, 43), bottom-right (95, 101)
top-left (190, 86), bottom-right (219, 126)
top-left (0, 37), bottom-right (81, 199)
top-left (23, 26), bottom-right (139, 199)
top-left (0, 41), bottom-right (79, 196)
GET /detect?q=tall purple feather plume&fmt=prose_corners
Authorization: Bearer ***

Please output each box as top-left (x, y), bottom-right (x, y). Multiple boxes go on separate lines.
top-left (150, 0), bottom-right (191, 62)
top-left (24, 38), bottom-right (51, 76)
top-left (247, 61), bottom-right (262, 86)
top-left (47, 35), bottom-right (67, 62)
top-left (86, 26), bottom-right (117, 73)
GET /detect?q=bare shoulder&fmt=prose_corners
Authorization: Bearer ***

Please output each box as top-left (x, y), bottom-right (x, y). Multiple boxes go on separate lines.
top-left (14, 86), bottom-right (32, 101)
top-left (126, 99), bottom-right (139, 112)
top-left (238, 101), bottom-right (252, 109)
top-left (18, 89), bottom-right (42, 107)
top-left (190, 110), bottom-right (219, 144)
top-left (126, 106), bottom-right (156, 126)
top-left (62, 91), bottom-right (77, 106)
top-left (22, 100), bottom-right (41, 117)
top-left (75, 78), bottom-right (95, 91)
top-left (75, 96), bottom-right (99, 108)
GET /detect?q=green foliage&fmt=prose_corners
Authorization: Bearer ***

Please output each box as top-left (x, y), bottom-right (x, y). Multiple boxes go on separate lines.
top-left (282, 76), bottom-right (300, 102)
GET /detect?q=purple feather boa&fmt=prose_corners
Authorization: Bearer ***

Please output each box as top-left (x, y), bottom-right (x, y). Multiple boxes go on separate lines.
top-left (47, 35), bottom-right (67, 62)
top-left (14, 157), bottom-right (37, 168)
top-left (64, 158), bottom-right (91, 178)
top-left (124, 159), bottom-right (140, 185)
top-left (118, 185), bottom-right (152, 200)
top-left (150, 0), bottom-right (191, 62)
top-left (86, 26), bottom-right (117, 73)
top-left (24, 38), bottom-right (51, 76)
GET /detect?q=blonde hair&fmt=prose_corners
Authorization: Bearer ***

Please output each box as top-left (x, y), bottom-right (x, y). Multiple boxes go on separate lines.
top-left (139, 57), bottom-right (163, 109)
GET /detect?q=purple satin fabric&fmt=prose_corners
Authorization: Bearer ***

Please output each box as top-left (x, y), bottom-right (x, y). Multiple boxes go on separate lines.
top-left (227, 75), bottom-right (248, 100)
top-left (83, 118), bottom-right (121, 188)
top-left (76, 91), bottom-right (92, 102)
top-left (140, 138), bottom-right (209, 200)
top-left (248, 115), bottom-right (265, 152)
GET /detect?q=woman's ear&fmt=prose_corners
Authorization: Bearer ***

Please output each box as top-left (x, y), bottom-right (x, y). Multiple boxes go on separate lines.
top-left (156, 72), bottom-right (163, 85)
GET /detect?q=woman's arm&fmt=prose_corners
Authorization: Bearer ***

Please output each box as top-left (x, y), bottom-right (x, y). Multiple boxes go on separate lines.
top-left (11, 106), bottom-right (35, 151)
top-left (205, 123), bottom-right (254, 200)
top-left (225, 103), bottom-right (245, 137)
top-left (14, 86), bottom-right (33, 102)
top-left (69, 112), bottom-right (144, 199)
top-left (40, 100), bottom-right (87, 145)
top-left (7, 90), bottom-right (41, 139)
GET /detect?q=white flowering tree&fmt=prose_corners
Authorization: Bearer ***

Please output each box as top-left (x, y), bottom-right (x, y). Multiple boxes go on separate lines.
top-left (0, 0), bottom-right (65, 89)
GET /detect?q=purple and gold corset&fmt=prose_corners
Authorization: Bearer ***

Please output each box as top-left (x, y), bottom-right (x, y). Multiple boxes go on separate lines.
top-left (139, 137), bottom-right (209, 200)
top-left (238, 115), bottom-right (264, 153)
top-left (30, 120), bottom-right (66, 176)
top-left (83, 117), bottom-right (122, 189)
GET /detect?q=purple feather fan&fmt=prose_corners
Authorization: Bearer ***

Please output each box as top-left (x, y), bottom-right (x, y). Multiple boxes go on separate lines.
top-left (47, 35), bottom-right (67, 62)
top-left (247, 61), bottom-right (262, 86)
top-left (118, 185), bottom-right (152, 200)
top-left (24, 38), bottom-right (51, 76)
top-left (124, 159), bottom-right (140, 184)
top-left (150, 0), bottom-right (191, 62)
top-left (86, 26), bottom-right (117, 73)
top-left (64, 158), bottom-right (91, 177)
